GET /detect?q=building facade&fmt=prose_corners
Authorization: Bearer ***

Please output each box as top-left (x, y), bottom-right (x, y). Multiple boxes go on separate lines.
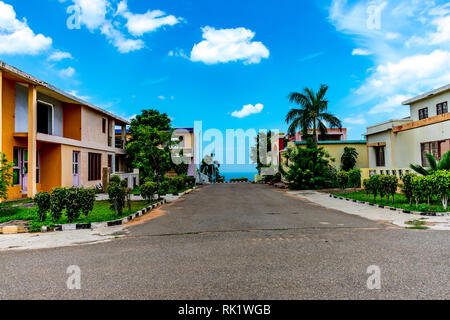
top-left (167, 127), bottom-right (198, 179)
top-left (364, 84), bottom-right (450, 178)
top-left (287, 128), bottom-right (348, 142)
top-left (0, 61), bottom-right (136, 201)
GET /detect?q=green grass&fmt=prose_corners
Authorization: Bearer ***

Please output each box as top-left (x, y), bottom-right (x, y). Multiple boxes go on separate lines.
top-left (405, 220), bottom-right (429, 230)
top-left (1, 200), bottom-right (157, 232)
top-left (334, 191), bottom-right (450, 213)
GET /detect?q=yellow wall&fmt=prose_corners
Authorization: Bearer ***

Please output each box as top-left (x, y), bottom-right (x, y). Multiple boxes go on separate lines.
top-left (285, 142), bottom-right (369, 169)
top-left (39, 143), bottom-right (62, 192)
top-left (2, 78), bottom-right (28, 200)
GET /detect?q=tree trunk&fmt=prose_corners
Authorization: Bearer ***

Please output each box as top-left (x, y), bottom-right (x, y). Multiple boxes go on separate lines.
top-left (313, 118), bottom-right (318, 149)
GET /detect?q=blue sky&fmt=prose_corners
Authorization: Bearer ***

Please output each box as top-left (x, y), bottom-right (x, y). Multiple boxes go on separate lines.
top-left (1, 0), bottom-right (449, 171)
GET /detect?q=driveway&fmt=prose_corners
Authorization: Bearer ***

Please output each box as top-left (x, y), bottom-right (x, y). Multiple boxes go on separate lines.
top-left (0, 184), bottom-right (448, 300)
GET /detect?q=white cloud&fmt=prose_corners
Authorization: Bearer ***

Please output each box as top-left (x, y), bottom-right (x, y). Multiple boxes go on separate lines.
top-left (59, 67), bottom-right (76, 78)
top-left (328, 0), bottom-right (450, 123)
top-left (190, 26), bottom-right (269, 65)
top-left (48, 50), bottom-right (73, 61)
top-left (67, 90), bottom-right (90, 101)
top-left (343, 115), bottom-right (367, 125)
top-left (116, 0), bottom-right (181, 37)
top-left (73, 0), bottom-right (108, 31)
top-left (100, 21), bottom-right (144, 53)
top-left (61, 0), bottom-right (181, 54)
top-left (157, 95), bottom-right (165, 100)
top-left (0, 1), bottom-right (52, 55)
top-left (368, 94), bottom-right (410, 115)
top-left (168, 49), bottom-right (188, 59)
top-left (352, 48), bottom-right (372, 56)
top-left (231, 103), bottom-right (264, 118)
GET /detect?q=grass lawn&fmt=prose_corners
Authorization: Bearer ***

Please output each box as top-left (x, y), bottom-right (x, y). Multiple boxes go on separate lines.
top-left (334, 191), bottom-right (450, 213)
top-left (0, 200), bottom-right (157, 232)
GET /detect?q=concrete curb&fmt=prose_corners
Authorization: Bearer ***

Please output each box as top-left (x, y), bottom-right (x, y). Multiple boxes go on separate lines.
top-left (0, 225), bottom-right (30, 235)
top-left (329, 194), bottom-right (449, 217)
top-left (54, 199), bottom-right (169, 232)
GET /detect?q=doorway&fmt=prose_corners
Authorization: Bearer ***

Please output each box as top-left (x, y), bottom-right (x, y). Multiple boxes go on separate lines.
top-left (73, 151), bottom-right (80, 187)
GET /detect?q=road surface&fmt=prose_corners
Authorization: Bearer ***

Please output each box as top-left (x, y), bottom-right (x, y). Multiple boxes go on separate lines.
top-left (0, 184), bottom-right (448, 299)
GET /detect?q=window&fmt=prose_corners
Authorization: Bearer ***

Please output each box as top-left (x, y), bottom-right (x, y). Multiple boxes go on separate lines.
top-left (108, 155), bottom-right (113, 173)
top-left (437, 102), bottom-right (448, 115)
top-left (421, 141), bottom-right (440, 166)
top-left (88, 153), bottom-right (102, 181)
top-left (375, 146), bottom-right (385, 167)
top-left (102, 119), bottom-right (106, 134)
top-left (418, 108), bottom-right (428, 120)
top-left (36, 151), bottom-right (40, 184)
top-left (37, 101), bottom-right (53, 135)
top-left (13, 148), bottom-right (20, 185)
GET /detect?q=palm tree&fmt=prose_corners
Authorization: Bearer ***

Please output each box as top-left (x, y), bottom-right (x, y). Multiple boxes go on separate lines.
top-left (286, 84), bottom-right (342, 148)
top-left (410, 151), bottom-right (450, 175)
top-left (200, 153), bottom-right (221, 182)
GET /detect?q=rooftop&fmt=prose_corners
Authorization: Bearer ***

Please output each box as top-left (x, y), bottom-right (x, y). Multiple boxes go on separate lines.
top-left (294, 140), bottom-right (366, 145)
top-left (402, 84), bottom-right (450, 105)
top-left (0, 60), bottom-right (129, 125)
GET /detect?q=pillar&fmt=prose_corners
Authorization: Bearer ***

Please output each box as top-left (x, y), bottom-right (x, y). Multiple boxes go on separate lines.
top-left (27, 85), bottom-right (37, 198)
top-left (0, 71), bottom-right (2, 155)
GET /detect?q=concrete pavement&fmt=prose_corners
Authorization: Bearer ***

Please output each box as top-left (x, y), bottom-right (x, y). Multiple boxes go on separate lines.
top-left (0, 184), bottom-right (448, 300)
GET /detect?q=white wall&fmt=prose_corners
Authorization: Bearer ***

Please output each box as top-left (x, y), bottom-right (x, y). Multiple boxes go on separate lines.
top-left (409, 90), bottom-right (450, 121)
top-left (367, 131), bottom-right (392, 168)
top-left (14, 84), bottom-right (28, 133)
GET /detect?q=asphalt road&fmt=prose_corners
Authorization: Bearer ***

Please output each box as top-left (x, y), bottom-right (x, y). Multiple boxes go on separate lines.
top-left (0, 184), bottom-right (448, 300)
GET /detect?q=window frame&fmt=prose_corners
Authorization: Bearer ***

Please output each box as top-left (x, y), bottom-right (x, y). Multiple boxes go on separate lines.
top-left (418, 107), bottom-right (429, 120)
top-left (88, 153), bottom-right (102, 181)
top-left (436, 101), bottom-right (448, 115)
top-left (37, 100), bottom-right (54, 135)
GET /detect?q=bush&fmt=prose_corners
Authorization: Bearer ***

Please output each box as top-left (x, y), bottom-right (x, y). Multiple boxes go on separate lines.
top-left (341, 147), bottom-right (359, 171)
top-left (50, 188), bottom-right (68, 222)
top-left (65, 187), bottom-right (82, 223)
top-left (172, 176), bottom-right (186, 191)
top-left (401, 172), bottom-right (416, 205)
top-left (140, 181), bottom-right (158, 201)
top-left (363, 179), bottom-right (371, 200)
top-left (79, 188), bottom-right (96, 222)
top-left (34, 192), bottom-right (51, 222)
top-left (185, 176), bottom-right (196, 186)
top-left (107, 178), bottom-right (127, 216)
top-left (380, 175), bottom-right (399, 204)
top-left (429, 170), bottom-right (450, 210)
top-left (231, 177), bottom-right (250, 182)
top-left (0, 153), bottom-right (13, 201)
top-left (337, 171), bottom-right (349, 190)
top-left (347, 169), bottom-right (362, 188)
top-left (110, 175), bottom-right (122, 185)
top-left (159, 180), bottom-right (170, 195)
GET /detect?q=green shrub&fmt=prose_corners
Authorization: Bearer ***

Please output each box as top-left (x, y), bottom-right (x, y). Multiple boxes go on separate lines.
top-left (0, 153), bottom-right (13, 201)
top-left (401, 172), bottom-right (416, 205)
top-left (347, 169), bottom-right (362, 188)
top-left (341, 147), bottom-right (359, 171)
top-left (34, 192), bottom-right (51, 222)
top-left (186, 176), bottom-right (196, 186)
top-left (369, 175), bottom-right (382, 201)
top-left (159, 180), bottom-right (170, 195)
top-left (362, 178), bottom-right (371, 201)
top-left (172, 176), bottom-right (185, 191)
top-left (430, 170), bottom-right (450, 210)
top-left (79, 188), bottom-right (96, 222)
top-left (110, 175), bottom-right (122, 185)
top-left (337, 171), bottom-right (349, 190)
top-left (410, 176), bottom-right (423, 208)
top-left (140, 181), bottom-right (158, 201)
top-left (107, 178), bottom-right (127, 216)
top-left (380, 175), bottom-right (399, 204)
top-left (66, 187), bottom-right (82, 223)
top-left (50, 188), bottom-right (68, 222)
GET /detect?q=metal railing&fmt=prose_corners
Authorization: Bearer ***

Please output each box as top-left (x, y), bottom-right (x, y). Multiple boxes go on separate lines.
top-left (115, 138), bottom-right (124, 149)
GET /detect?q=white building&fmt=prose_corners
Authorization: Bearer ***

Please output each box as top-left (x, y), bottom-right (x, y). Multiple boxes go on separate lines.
top-left (364, 84), bottom-right (449, 176)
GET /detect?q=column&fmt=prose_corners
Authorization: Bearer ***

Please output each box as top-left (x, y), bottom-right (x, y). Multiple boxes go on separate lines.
top-left (121, 125), bottom-right (126, 148)
top-left (27, 85), bottom-right (37, 198)
top-left (0, 71), bottom-right (2, 155)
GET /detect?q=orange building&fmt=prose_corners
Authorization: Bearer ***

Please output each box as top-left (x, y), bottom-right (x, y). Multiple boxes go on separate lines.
top-left (0, 60), bottom-right (136, 201)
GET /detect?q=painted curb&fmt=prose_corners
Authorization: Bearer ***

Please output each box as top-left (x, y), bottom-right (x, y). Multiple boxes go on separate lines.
top-left (0, 225), bottom-right (30, 235)
top-left (330, 194), bottom-right (449, 217)
top-left (52, 194), bottom-right (179, 232)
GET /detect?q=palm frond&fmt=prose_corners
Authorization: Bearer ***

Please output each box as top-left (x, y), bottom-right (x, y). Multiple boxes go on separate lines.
top-left (409, 164), bottom-right (430, 176)
top-left (425, 153), bottom-right (438, 171)
top-left (438, 151), bottom-right (450, 170)
top-left (320, 112), bottom-right (343, 130)
top-left (285, 108), bottom-right (305, 124)
top-left (317, 120), bottom-right (329, 140)
top-left (288, 92), bottom-right (311, 109)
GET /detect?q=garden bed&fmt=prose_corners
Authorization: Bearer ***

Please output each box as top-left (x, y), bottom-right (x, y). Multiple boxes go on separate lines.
top-left (334, 191), bottom-right (450, 213)
top-left (0, 200), bottom-right (158, 232)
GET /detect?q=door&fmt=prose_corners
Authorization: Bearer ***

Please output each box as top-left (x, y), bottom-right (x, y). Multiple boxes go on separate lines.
top-left (16, 149), bottom-right (28, 193)
top-left (73, 151), bottom-right (80, 187)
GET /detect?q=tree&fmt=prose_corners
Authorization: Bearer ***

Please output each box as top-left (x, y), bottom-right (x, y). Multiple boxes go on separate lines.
top-left (286, 84), bottom-right (342, 148)
top-left (200, 154), bottom-right (221, 182)
top-left (107, 177), bottom-right (127, 216)
top-left (282, 139), bottom-right (336, 190)
top-left (126, 109), bottom-right (176, 189)
top-left (250, 131), bottom-right (273, 175)
top-left (410, 151), bottom-right (450, 175)
top-left (0, 153), bottom-right (13, 201)
top-left (341, 147), bottom-right (359, 171)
